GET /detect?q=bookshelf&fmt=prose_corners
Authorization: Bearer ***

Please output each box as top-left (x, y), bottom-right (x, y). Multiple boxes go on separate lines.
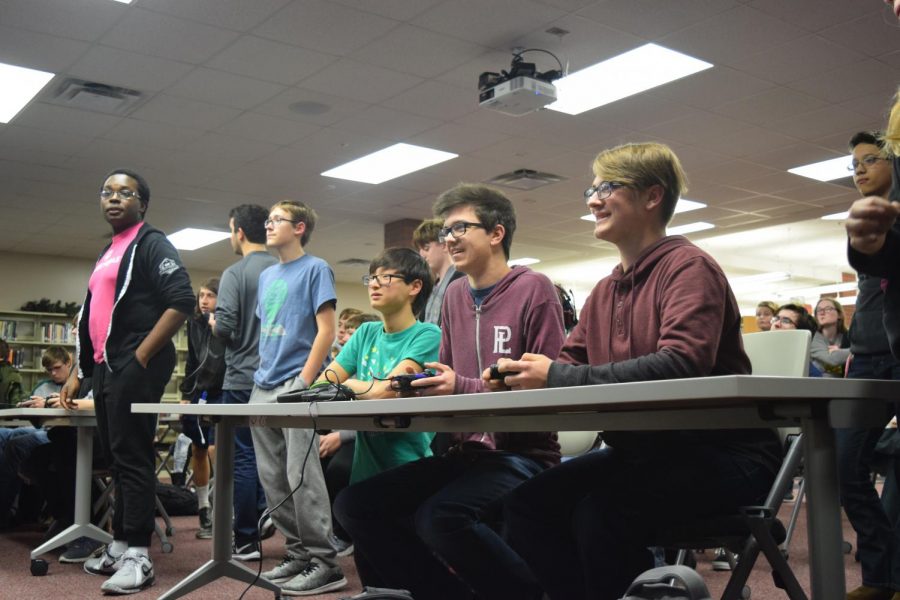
top-left (0, 310), bottom-right (76, 394)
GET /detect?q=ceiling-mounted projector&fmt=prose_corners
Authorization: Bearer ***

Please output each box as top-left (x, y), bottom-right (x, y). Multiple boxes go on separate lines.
top-left (478, 49), bottom-right (562, 117)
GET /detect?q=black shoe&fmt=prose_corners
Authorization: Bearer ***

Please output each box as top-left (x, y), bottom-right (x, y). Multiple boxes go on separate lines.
top-left (232, 540), bottom-right (261, 561)
top-left (196, 507), bottom-right (212, 539)
top-left (170, 472), bottom-right (186, 487)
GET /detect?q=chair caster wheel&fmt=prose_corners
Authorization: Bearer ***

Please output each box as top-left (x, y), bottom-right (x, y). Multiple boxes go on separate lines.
top-left (741, 585), bottom-right (751, 599)
top-left (161, 542), bottom-right (173, 554)
top-left (30, 558), bottom-right (49, 576)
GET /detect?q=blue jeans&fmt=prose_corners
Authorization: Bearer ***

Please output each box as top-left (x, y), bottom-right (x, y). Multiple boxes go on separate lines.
top-left (223, 389), bottom-right (267, 543)
top-left (504, 445), bottom-right (775, 600)
top-left (4, 427), bottom-right (50, 483)
top-left (839, 352), bottom-right (900, 589)
top-left (0, 427), bottom-right (43, 524)
top-left (334, 451), bottom-right (545, 600)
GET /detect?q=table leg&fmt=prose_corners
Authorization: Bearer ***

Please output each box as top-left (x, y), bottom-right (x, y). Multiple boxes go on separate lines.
top-left (802, 413), bottom-right (846, 600)
top-left (157, 416), bottom-right (281, 600)
top-left (31, 425), bottom-right (111, 558)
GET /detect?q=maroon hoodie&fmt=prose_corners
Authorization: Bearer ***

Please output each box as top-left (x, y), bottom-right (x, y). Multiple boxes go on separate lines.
top-left (440, 266), bottom-right (566, 467)
top-left (547, 236), bottom-right (780, 473)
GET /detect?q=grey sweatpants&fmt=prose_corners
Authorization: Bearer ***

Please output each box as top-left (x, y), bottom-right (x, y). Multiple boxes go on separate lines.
top-left (250, 375), bottom-right (337, 565)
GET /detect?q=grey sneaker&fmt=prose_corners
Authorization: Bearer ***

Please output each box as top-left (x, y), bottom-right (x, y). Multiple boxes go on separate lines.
top-left (262, 554), bottom-right (308, 583)
top-left (196, 507), bottom-right (212, 539)
top-left (281, 558), bottom-right (347, 596)
top-left (100, 549), bottom-right (155, 595)
top-left (84, 545), bottom-right (124, 576)
top-left (60, 536), bottom-right (104, 563)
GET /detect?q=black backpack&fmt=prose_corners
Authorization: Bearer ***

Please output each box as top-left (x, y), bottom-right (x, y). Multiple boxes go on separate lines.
top-left (621, 565), bottom-right (711, 600)
top-left (554, 284), bottom-right (578, 332)
top-left (155, 482), bottom-right (198, 516)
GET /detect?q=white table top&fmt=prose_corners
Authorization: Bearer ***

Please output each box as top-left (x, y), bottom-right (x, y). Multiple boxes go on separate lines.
top-left (132, 375), bottom-right (900, 433)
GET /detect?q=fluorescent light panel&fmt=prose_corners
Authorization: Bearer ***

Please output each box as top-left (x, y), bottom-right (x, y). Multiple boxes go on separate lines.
top-left (788, 156), bottom-right (852, 182)
top-left (547, 44), bottom-right (713, 116)
top-left (321, 143), bottom-right (458, 184)
top-left (667, 221), bottom-right (714, 235)
top-left (167, 228), bottom-right (231, 251)
top-left (582, 198), bottom-right (705, 222)
top-left (821, 211), bottom-right (849, 220)
top-left (508, 257), bottom-right (540, 266)
top-left (0, 62), bottom-right (54, 123)
top-left (730, 271), bottom-right (790, 288)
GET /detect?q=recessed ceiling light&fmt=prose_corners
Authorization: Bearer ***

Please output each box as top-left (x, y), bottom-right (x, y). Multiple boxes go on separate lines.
top-left (581, 197), bottom-right (705, 222)
top-left (667, 221), bottom-right (714, 236)
top-left (729, 271), bottom-right (791, 290)
top-left (821, 210), bottom-right (849, 220)
top-left (167, 228), bottom-right (231, 251)
top-left (110, 0), bottom-right (133, 4)
top-left (0, 62), bottom-right (54, 123)
top-left (547, 44), bottom-right (713, 116)
top-left (788, 156), bottom-right (852, 182)
top-left (508, 257), bottom-right (540, 266)
top-left (321, 143), bottom-right (458, 184)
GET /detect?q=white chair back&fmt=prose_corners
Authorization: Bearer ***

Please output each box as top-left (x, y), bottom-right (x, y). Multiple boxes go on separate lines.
top-left (558, 431), bottom-right (599, 458)
top-left (741, 330), bottom-right (811, 377)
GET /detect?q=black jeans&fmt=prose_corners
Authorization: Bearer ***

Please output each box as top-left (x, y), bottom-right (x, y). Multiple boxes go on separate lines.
top-left (839, 352), bottom-right (900, 589)
top-left (93, 348), bottom-right (173, 547)
top-left (504, 445), bottom-right (774, 600)
top-left (334, 451), bottom-right (544, 600)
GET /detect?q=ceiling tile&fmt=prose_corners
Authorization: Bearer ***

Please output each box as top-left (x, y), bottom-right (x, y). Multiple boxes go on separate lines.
top-left (406, 122), bottom-right (510, 155)
top-left (215, 111), bottom-right (320, 146)
top-left (744, 0), bottom-right (878, 33)
top-left (412, 0), bottom-right (565, 47)
top-left (254, 87), bottom-right (370, 127)
top-left (180, 132), bottom-right (282, 164)
top-left (254, 0), bottom-right (399, 56)
top-left (819, 10), bottom-right (900, 58)
top-left (0, 0), bottom-right (124, 42)
top-left (712, 86), bottom-right (830, 127)
top-left (298, 59), bottom-right (423, 104)
top-left (658, 5), bottom-right (806, 67)
top-left (100, 8), bottom-right (239, 64)
top-left (329, 0), bottom-right (443, 21)
top-left (0, 124), bottom-right (93, 156)
top-left (143, 0), bottom-right (292, 32)
top-left (766, 105), bottom-right (874, 143)
top-left (206, 35), bottom-right (337, 86)
top-left (0, 24), bottom-right (89, 73)
top-left (129, 94), bottom-right (242, 131)
top-left (351, 24), bottom-right (486, 79)
top-left (66, 45), bottom-right (195, 92)
top-left (100, 117), bottom-right (206, 151)
top-left (575, 0), bottom-right (741, 40)
top-left (333, 106), bottom-right (442, 142)
top-left (12, 102), bottom-right (122, 139)
top-left (787, 58), bottom-right (900, 105)
top-left (728, 34), bottom-right (864, 85)
top-left (657, 66), bottom-right (777, 111)
top-left (166, 67), bottom-right (287, 110)
top-left (382, 80), bottom-right (478, 120)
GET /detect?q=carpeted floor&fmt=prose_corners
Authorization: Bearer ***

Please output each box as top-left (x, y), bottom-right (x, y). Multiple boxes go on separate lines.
top-left (0, 493), bottom-right (865, 599)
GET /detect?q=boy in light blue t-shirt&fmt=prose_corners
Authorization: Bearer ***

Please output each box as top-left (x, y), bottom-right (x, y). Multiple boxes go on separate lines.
top-left (315, 247), bottom-right (439, 484)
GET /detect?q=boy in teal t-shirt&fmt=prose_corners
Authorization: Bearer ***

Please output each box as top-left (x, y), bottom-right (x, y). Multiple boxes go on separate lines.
top-left (316, 248), bottom-right (439, 483)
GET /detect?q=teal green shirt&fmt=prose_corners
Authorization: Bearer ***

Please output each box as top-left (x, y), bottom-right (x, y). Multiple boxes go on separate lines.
top-left (336, 320), bottom-right (440, 483)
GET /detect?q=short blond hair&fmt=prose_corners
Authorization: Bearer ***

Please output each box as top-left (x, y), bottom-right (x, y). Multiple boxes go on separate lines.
top-left (885, 86), bottom-right (900, 156)
top-left (270, 200), bottom-right (317, 247)
top-left (592, 142), bottom-right (688, 225)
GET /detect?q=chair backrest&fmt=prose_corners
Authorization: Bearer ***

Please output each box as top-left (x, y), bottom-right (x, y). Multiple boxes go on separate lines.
top-left (741, 330), bottom-right (811, 377)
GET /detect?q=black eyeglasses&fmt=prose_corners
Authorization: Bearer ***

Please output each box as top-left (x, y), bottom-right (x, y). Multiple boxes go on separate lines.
top-left (584, 181), bottom-right (625, 203)
top-left (362, 273), bottom-right (409, 287)
top-left (100, 188), bottom-right (140, 200)
top-left (438, 221), bottom-right (488, 243)
top-left (772, 316), bottom-right (797, 327)
top-left (264, 216), bottom-right (298, 228)
top-left (848, 155), bottom-right (887, 171)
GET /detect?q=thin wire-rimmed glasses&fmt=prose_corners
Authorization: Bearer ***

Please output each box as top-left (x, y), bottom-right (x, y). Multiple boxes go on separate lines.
top-left (847, 155), bottom-right (887, 171)
top-left (583, 181), bottom-right (625, 203)
top-left (100, 188), bottom-right (140, 200)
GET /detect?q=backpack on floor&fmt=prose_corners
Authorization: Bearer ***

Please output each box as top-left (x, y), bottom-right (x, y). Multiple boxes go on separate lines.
top-left (620, 565), bottom-right (711, 600)
top-left (155, 482), bottom-right (198, 516)
top-left (339, 587), bottom-right (414, 600)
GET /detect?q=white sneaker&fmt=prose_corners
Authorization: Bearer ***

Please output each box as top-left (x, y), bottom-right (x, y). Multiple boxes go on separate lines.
top-left (84, 545), bottom-right (124, 576)
top-left (100, 549), bottom-right (155, 595)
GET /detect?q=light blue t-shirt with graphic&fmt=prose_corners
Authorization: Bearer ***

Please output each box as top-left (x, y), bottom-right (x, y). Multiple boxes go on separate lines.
top-left (335, 320), bottom-right (440, 483)
top-left (254, 254), bottom-right (336, 390)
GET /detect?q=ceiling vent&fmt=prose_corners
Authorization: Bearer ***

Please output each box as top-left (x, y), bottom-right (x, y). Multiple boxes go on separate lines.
top-left (45, 78), bottom-right (147, 116)
top-left (337, 258), bottom-right (370, 266)
top-left (487, 168), bottom-right (565, 191)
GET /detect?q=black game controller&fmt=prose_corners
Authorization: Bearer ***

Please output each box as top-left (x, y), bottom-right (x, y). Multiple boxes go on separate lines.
top-left (390, 368), bottom-right (438, 392)
top-left (488, 363), bottom-right (519, 380)
top-left (277, 384), bottom-right (356, 403)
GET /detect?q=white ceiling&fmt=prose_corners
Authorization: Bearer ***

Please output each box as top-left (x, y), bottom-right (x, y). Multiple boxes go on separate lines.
top-left (0, 0), bottom-right (897, 311)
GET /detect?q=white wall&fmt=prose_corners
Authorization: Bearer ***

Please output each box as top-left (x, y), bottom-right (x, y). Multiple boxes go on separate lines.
top-left (0, 251), bottom-right (371, 314)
